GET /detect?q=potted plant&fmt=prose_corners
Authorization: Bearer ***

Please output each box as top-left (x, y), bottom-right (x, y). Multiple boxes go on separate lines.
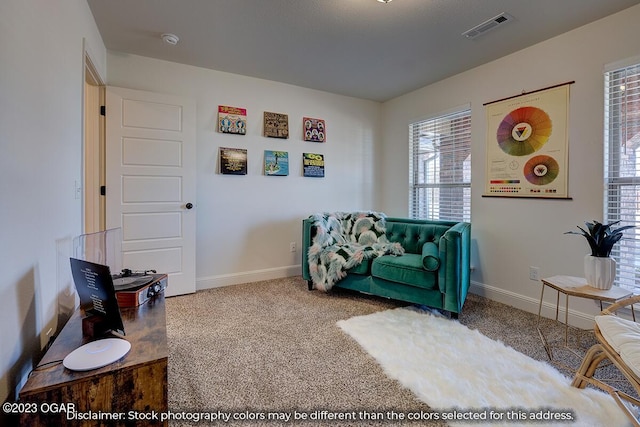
top-left (565, 220), bottom-right (634, 289)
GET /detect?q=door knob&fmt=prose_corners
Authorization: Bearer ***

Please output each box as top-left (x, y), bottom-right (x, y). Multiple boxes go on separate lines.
top-left (185, 203), bottom-right (193, 209)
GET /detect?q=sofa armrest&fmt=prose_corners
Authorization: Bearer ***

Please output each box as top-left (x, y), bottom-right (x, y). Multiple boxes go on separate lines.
top-left (438, 222), bottom-right (471, 314)
top-left (302, 218), bottom-right (315, 281)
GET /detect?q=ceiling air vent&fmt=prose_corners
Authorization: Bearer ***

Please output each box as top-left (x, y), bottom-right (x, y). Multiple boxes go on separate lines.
top-left (462, 13), bottom-right (513, 39)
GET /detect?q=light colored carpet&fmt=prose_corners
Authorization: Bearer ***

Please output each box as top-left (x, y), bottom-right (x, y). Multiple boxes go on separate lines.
top-left (338, 307), bottom-right (630, 426)
top-left (166, 276), bottom-right (439, 426)
top-left (165, 276), bottom-right (632, 426)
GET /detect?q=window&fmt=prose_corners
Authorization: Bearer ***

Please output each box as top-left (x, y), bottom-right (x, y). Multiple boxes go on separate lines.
top-left (409, 108), bottom-right (471, 222)
top-left (604, 59), bottom-right (640, 290)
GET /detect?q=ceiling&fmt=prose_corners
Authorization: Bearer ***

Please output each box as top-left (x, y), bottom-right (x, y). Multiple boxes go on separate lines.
top-left (87, 0), bottom-right (640, 102)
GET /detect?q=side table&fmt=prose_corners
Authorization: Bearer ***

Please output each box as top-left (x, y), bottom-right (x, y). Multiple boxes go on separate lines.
top-left (537, 275), bottom-right (634, 360)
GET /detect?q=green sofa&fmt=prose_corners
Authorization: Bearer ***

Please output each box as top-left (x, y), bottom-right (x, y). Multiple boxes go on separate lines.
top-left (302, 214), bottom-right (471, 317)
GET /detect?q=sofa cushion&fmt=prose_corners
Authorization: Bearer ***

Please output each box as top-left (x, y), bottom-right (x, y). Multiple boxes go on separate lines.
top-left (385, 221), bottom-right (450, 254)
top-left (371, 254), bottom-right (437, 290)
top-left (620, 342), bottom-right (640, 379)
top-left (421, 242), bottom-right (440, 271)
top-left (595, 315), bottom-right (640, 353)
top-left (596, 315), bottom-right (640, 378)
top-left (347, 259), bottom-right (370, 275)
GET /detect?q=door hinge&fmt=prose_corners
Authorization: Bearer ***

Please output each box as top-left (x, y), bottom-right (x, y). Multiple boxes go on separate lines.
top-left (100, 106), bottom-right (106, 116)
top-left (100, 185), bottom-right (106, 196)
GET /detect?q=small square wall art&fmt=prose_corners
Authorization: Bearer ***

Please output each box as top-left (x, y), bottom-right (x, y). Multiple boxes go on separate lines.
top-left (303, 117), bottom-right (326, 142)
top-left (303, 153), bottom-right (325, 177)
top-left (264, 150), bottom-right (289, 176)
top-left (264, 112), bottom-right (289, 138)
top-left (218, 105), bottom-right (247, 135)
top-left (219, 147), bottom-right (248, 175)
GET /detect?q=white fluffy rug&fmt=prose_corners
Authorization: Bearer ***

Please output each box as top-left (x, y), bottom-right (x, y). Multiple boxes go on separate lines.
top-left (337, 307), bottom-right (631, 426)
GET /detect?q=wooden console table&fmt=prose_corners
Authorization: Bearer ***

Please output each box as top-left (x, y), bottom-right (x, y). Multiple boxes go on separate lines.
top-left (19, 294), bottom-right (168, 426)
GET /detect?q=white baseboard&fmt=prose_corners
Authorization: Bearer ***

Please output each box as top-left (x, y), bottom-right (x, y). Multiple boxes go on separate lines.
top-left (469, 280), bottom-right (596, 329)
top-left (196, 264), bottom-right (302, 290)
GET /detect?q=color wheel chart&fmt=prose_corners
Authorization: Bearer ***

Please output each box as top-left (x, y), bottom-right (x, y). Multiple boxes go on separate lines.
top-left (484, 82), bottom-right (572, 198)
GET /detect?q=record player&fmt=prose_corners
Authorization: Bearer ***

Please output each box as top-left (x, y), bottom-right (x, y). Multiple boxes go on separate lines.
top-left (112, 269), bottom-right (168, 307)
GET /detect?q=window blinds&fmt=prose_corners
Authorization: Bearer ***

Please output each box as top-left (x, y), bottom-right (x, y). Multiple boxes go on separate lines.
top-left (604, 62), bottom-right (640, 290)
top-left (409, 109), bottom-right (471, 221)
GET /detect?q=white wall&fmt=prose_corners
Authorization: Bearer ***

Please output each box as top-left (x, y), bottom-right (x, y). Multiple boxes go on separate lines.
top-left (0, 0), bottom-right (106, 408)
top-left (105, 54), bottom-right (382, 288)
top-left (3, 1), bottom-right (638, 411)
top-left (380, 4), bottom-right (640, 323)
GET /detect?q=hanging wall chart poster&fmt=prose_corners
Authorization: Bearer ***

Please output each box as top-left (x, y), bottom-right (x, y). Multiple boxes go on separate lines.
top-left (483, 82), bottom-right (572, 199)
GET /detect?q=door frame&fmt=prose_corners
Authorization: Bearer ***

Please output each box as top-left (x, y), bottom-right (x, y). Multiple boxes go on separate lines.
top-left (83, 51), bottom-right (105, 234)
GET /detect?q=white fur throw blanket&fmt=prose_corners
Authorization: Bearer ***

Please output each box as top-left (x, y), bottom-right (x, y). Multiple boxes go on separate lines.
top-left (307, 212), bottom-right (404, 291)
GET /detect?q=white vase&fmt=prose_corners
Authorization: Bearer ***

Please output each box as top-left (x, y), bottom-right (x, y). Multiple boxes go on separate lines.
top-left (584, 254), bottom-right (616, 290)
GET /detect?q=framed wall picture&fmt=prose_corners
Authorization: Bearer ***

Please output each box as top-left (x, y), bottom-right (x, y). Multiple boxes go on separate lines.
top-left (264, 150), bottom-right (289, 176)
top-left (483, 82), bottom-right (573, 198)
top-left (303, 117), bottom-right (326, 142)
top-left (303, 153), bottom-right (325, 177)
top-left (218, 106), bottom-right (247, 135)
top-left (264, 112), bottom-right (289, 138)
top-left (219, 147), bottom-right (247, 175)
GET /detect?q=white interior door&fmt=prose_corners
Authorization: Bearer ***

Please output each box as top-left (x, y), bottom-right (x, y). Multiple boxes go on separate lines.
top-left (106, 86), bottom-right (196, 297)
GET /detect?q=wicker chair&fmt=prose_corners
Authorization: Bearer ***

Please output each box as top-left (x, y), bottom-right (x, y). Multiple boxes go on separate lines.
top-left (572, 294), bottom-right (640, 426)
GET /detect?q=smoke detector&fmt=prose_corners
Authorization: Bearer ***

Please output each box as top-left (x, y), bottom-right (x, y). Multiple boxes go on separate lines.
top-left (161, 33), bottom-right (179, 45)
top-left (462, 13), bottom-right (513, 39)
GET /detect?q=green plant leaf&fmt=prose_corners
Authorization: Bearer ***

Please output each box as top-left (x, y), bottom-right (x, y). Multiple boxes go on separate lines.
top-left (565, 220), bottom-right (634, 258)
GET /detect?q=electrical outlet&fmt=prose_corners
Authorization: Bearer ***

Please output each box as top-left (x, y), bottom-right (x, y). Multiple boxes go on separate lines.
top-left (529, 266), bottom-right (540, 281)
top-left (290, 242), bottom-right (296, 253)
